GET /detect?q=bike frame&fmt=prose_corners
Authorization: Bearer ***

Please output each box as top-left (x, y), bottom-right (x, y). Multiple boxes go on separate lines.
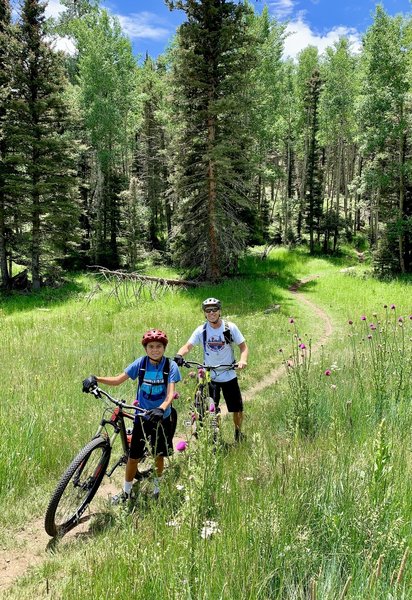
top-left (89, 387), bottom-right (147, 477)
top-left (182, 360), bottom-right (237, 436)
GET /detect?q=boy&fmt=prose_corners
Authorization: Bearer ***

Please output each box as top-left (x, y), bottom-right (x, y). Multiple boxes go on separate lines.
top-left (82, 329), bottom-right (181, 500)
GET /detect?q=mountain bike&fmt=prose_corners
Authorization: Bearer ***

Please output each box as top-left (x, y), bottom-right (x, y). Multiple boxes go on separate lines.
top-left (44, 386), bottom-right (149, 537)
top-left (182, 360), bottom-right (237, 444)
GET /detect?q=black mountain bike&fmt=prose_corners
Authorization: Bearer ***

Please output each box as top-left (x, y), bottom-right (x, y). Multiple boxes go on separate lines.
top-left (182, 360), bottom-right (237, 443)
top-left (44, 386), bottom-right (148, 537)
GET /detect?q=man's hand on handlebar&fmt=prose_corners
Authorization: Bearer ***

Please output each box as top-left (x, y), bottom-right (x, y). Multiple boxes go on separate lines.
top-left (236, 360), bottom-right (247, 370)
top-left (82, 375), bottom-right (97, 393)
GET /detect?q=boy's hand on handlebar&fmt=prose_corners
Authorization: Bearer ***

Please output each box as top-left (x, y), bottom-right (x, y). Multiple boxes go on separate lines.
top-left (173, 354), bottom-right (185, 367)
top-left (236, 361), bottom-right (247, 370)
top-left (82, 375), bottom-right (97, 393)
top-left (147, 407), bottom-right (164, 422)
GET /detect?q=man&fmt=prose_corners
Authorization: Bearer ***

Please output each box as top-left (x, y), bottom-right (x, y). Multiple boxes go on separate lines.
top-left (175, 298), bottom-right (248, 442)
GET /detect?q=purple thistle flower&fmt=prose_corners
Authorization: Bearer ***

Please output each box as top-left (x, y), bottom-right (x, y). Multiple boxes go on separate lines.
top-left (367, 334), bottom-right (372, 339)
top-left (398, 317), bottom-right (404, 323)
top-left (325, 369), bottom-right (331, 376)
top-left (391, 304), bottom-right (396, 310)
top-left (176, 441), bottom-right (188, 452)
top-left (289, 318), bottom-right (294, 324)
top-left (361, 315), bottom-right (367, 321)
top-left (173, 391), bottom-right (180, 400)
top-left (299, 343), bottom-right (306, 350)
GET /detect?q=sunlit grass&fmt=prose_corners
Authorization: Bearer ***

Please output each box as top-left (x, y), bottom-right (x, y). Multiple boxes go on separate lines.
top-left (2, 247), bottom-right (412, 598)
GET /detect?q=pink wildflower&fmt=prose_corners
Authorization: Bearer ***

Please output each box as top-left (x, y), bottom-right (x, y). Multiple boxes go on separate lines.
top-left (173, 391), bottom-right (180, 400)
top-left (299, 343), bottom-right (306, 350)
top-left (361, 315), bottom-right (366, 321)
top-left (176, 441), bottom-right (188, 452)
top-left (289, 318), bottom-right (294, 323)
top-left (325, 369), bottom-right (331, 376)
top-left (391, 304), bottom-right (396, 310)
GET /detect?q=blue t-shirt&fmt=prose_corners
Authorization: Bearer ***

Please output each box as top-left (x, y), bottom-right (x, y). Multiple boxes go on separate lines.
top-left (125, 356), bottom-right (181, 419)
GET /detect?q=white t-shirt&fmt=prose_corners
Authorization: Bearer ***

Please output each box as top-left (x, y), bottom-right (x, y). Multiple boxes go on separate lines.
top-left (188, 320), bottom-right (245, 382)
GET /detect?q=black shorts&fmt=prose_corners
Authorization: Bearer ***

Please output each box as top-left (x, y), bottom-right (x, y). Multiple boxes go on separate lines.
top-left (129, 416), bottom-right (171, 460)
top-left (208, 377), bottom-right (243, 413)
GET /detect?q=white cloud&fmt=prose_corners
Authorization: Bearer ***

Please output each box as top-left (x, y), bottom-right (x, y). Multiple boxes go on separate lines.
top-left (283, 16), bottom-right (362, 59)
top-left (268, 0), bottom-right (296, 19)
top-left (115, 12), bottom-right (170, 41)
top-left (44, 0), bottom-right (65, 20)
top-left (50, 35), bottom-right (77, 55)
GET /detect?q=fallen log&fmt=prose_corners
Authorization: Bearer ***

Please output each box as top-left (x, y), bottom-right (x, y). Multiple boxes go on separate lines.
top-left (89, 267), bottom-right (199, 287)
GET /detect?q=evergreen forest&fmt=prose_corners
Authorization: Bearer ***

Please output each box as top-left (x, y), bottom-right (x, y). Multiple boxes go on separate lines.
top-left (1, 0), bottom-right (412, 287)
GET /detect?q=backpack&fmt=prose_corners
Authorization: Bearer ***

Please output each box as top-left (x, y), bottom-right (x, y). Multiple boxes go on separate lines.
top-left (202, 319), bottom-right (233, 352)
top-left (137, 356), bottom-right (177, 448)
top-left (138, 355), bottom-right (170, 389)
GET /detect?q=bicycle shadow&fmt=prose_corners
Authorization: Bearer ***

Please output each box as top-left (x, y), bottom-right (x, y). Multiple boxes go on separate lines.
top-left (45, 472), bottom-right (165, 551)
top-left (46, 511), bottom-right (116, 551)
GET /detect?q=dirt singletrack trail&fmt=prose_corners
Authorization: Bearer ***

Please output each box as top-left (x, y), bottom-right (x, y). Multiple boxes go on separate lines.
top-left (0, 275), bottom-right (333, 594)
top-left (210, 275), bottom-right (333, 421)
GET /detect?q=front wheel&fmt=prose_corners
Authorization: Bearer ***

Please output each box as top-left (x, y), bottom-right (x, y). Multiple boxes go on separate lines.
top-left (44, 436), bottom-right (111, 537)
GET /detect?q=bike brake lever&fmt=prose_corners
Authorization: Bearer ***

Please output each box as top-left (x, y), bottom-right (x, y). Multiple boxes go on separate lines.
top-left (90, 386), bottom-right (102, 398)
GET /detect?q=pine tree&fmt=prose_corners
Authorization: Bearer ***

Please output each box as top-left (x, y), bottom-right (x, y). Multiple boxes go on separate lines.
top-left (118, 176), bottom-right (149, 268)
top-left (0, 0), bottom-right (14, 288)
top-left (358, 7), bottom-right (411, 274)
top-left (167, 0), bottom-right (255, 280)
top-left (5, 0), bottom-right (78, 288)
top-left (133, 56), bottom-right (169, 251)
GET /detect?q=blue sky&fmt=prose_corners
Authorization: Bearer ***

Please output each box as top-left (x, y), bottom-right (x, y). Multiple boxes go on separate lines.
top-left (42, 0), bottom-right (412, 59)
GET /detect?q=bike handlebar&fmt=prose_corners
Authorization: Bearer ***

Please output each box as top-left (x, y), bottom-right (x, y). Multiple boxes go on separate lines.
top-left (181, 360), bottom-right (238, 370)
top-left (89, 385), bottom-right (148, 416)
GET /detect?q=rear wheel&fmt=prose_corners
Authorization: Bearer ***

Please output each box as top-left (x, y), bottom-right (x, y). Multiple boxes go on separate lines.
top-left (45, 436), bottom-right (111, 537)
top-left (192, 390), bottom-right (206, 438)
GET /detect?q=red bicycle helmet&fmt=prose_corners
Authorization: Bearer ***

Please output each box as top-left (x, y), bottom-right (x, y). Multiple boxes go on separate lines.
top-left (141, 329), bottom-right (169, 347)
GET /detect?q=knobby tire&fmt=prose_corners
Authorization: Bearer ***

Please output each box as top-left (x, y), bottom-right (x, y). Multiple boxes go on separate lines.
top-left (192, 391), bottom-right (220, 445)
top-left (44, 436), bottom-right (111, 537)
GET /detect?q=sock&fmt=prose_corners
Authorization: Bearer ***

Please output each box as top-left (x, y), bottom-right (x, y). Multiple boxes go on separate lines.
top-left (124, 480), bottom-right (133, 495)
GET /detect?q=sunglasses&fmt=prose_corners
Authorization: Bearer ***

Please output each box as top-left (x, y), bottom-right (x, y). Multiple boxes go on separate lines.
top-left (204, 307), bottom-right (219, 313)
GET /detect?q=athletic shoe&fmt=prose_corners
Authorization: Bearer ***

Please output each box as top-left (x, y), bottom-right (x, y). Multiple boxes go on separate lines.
top-left (110, 490), bottom-right (135, 505)
top-left (234, 430), bottom-right (246, 443)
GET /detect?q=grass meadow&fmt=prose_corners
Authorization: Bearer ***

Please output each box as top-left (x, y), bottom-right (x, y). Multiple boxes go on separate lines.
top-left (1, 247), bottom-right (412, 599)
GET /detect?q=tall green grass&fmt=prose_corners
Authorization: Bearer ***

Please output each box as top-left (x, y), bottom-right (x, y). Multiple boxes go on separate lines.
top-left (2, 249), bottom-right (412, 598)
